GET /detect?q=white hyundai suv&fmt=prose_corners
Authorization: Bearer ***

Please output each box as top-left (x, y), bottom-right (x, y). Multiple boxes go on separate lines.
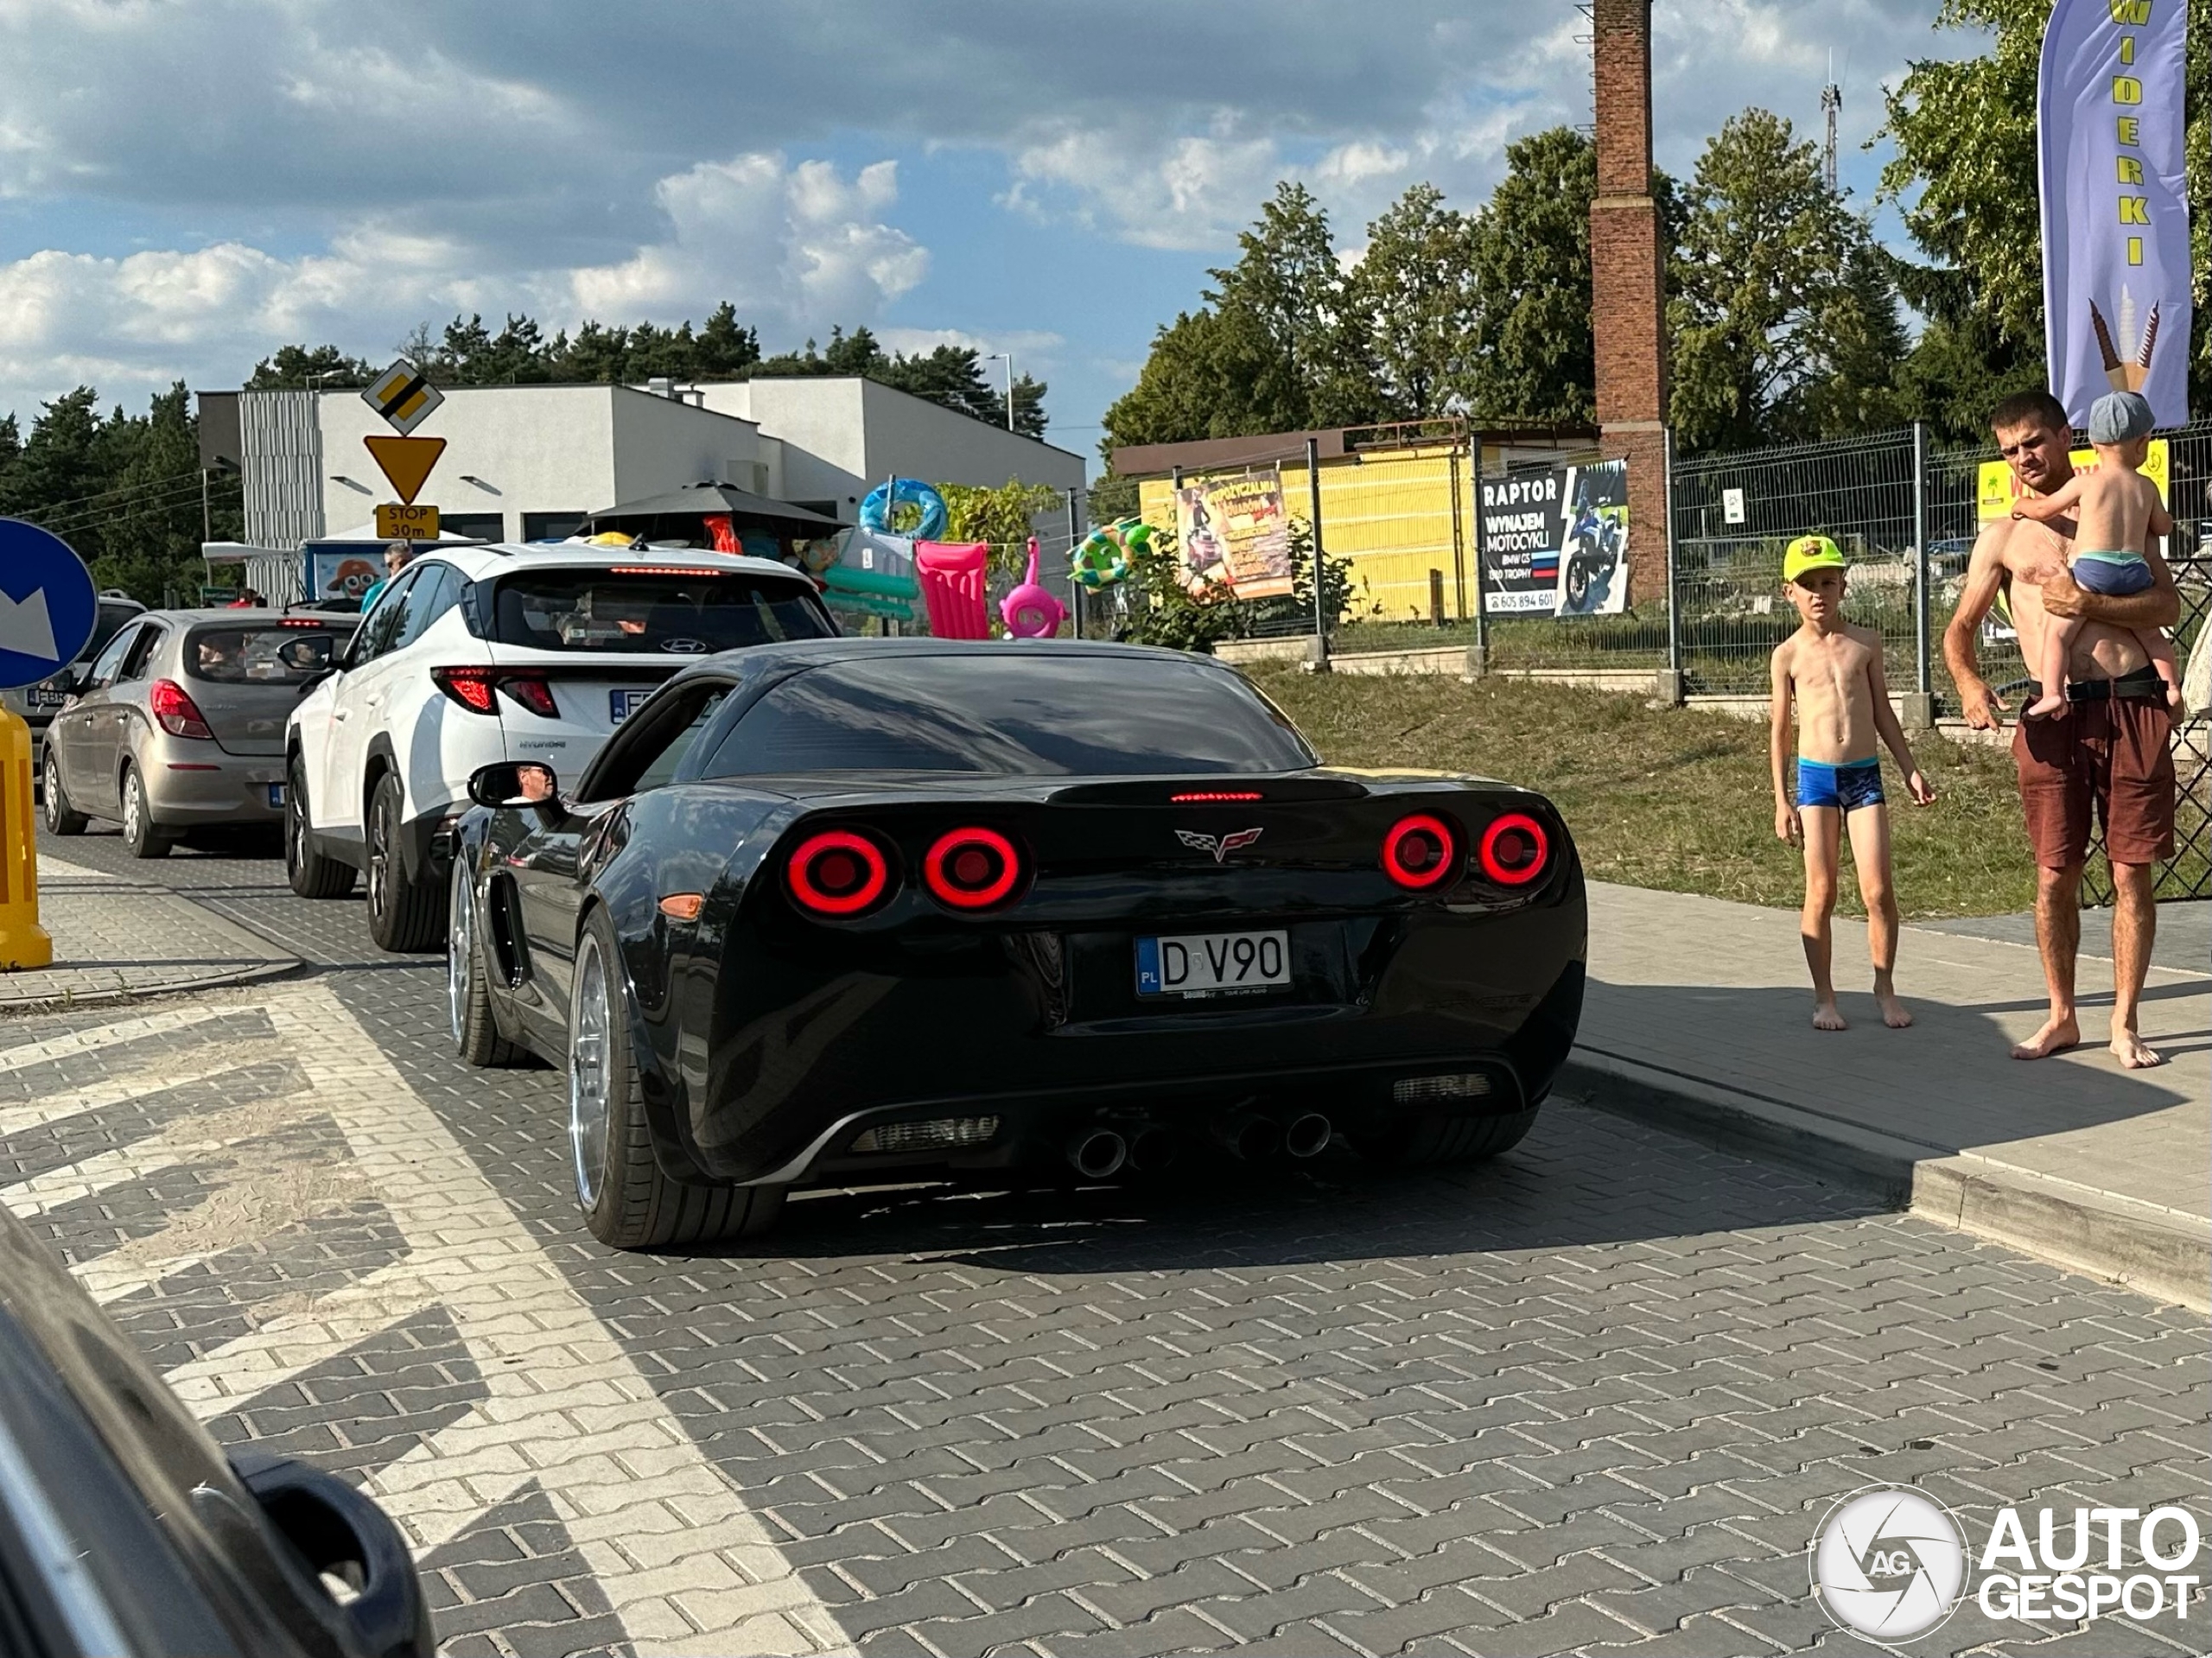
top-left (285, 543), bottom-right (837, 950)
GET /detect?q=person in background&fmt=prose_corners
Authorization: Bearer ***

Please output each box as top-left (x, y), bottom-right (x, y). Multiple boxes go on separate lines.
top-left (360, 542), bottom-right (413, 612)
top-left (227, 588), bottom-right (263, 608)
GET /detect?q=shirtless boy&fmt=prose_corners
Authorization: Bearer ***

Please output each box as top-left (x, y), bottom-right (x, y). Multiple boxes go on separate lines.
top-left (1770, 536), bottom-right (1936, 1032)
top-left (2011, 391), bottom-right (2180, 717)
top-left (1943, 389), bottom-right (2178, 1069)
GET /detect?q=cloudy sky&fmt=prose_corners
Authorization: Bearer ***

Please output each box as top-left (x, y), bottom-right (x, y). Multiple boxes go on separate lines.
top-left (0, 0), bottom-right (1979, 466)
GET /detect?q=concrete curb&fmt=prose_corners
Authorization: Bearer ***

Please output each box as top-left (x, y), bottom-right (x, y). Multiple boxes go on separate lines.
top-left (1558, 1048), bottom-right (2211, 1314)
top-left (0, 873), bottom-right (302, 1013)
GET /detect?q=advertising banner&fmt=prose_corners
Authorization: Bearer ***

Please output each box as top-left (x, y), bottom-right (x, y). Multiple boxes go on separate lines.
top-left (305, 543), bottom-right (385, 606)
top-left (1976, 438), bottom-right (2170, 521)
top-left (1174, 472), bottom-right (1294, 599)
top-left (1478, 459), bottom-right (1630, 617)
top-left (2038, 0), bottom-right (2190, 429)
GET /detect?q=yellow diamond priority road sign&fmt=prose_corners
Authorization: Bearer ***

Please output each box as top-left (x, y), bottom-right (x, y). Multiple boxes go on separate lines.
top-left (361, 359), bottom-right (444, 435)
top-left (375, 504), bottom-right (441, 540)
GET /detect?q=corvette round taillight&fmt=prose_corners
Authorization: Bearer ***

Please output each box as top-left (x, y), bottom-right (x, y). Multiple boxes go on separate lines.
top-left (1478, 811), bottom-right (1550, 886)
top-left (786, 829), bottom-right (891, 917)
top-left (923, 827), bottom-right (1023, 911)
top-left (1381, 812), bottom-right (1459, 891)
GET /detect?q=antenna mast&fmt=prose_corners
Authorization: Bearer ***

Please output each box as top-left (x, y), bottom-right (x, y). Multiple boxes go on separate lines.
top-left (1820, 52), bottom-right (1842, 194)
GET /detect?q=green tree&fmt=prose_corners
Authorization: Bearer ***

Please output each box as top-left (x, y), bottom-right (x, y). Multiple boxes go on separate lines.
top-left (247, 344), bottom-right (373, 389)
top-left (1668, 109), bottom-right (1906, 449)
top-left (1342, 183), bottom-right (1478, 420)
top-left (1460, 128), bottom-right (1603, 424)
top-left (937, 479), bottom-right (1065, 574)
top-left (1880, 0), bottom-right (2212, 426)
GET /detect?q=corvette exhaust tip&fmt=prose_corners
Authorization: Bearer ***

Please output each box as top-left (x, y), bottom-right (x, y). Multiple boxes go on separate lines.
top-left (1067, 1128), bottom-right (1128, 1181)
top-left (1282, 1112), bottom-right (1332, 1159)
top-left (1210, 1112), bottom-right (1281, 1162)
top-left (1128, 1126), bottom-right (1179, 1173)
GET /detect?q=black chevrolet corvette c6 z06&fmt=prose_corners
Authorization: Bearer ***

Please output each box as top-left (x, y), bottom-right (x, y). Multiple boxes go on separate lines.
top-left (448, 638), bottom-right (1586, 1249)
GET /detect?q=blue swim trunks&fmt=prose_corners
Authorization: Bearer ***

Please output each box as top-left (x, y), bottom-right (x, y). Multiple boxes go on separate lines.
top-left (2072, 550), bottom-right (2153, 595)
top-left (1796, 756), bottom-right (1885, 811)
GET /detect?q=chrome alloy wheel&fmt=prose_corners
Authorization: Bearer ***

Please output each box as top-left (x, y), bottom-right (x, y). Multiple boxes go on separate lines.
top-left (447, 866), bottom-right (474, 1049)
top-left (122, 771), bottom-right (144, 843)
top-left (367, 791), bottom-right (393, 922)
top-left (569, 936), bottom-right (613, 1212)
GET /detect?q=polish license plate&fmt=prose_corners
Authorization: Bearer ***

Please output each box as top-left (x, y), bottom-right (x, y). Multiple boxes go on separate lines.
top-left (609, 688), bottom-right (654, 724)
top-left (31, 686), bottom-right (68, 708)
top-left (266, 783), bottom-right (285, 809)
top-left (1136, 930), bottom-right (1289, 997)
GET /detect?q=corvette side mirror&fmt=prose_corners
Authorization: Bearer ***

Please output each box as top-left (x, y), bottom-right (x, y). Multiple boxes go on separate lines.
top-left (467, 761), bottom-right (560, 810)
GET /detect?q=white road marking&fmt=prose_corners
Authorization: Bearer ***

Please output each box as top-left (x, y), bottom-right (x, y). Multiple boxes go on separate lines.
top-left (0, 1055), bottom-right (276, 1139)
top-left (0, 1006), bottom-right (256, 1077)
top-left (239, 981), bottom-right (844, 1655)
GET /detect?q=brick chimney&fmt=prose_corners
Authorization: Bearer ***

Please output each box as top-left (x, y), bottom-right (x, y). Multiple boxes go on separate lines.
top-left (1589, 0), bottom-right (1669, 607)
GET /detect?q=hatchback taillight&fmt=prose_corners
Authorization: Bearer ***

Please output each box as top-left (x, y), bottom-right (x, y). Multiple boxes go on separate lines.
top-left (1381, 812), bottom-right (1459, 891)
top-left (149, 678), bottom-right (213, 740)
top-left (923, 827), bottom-right (1024, 911)
top-left (1478, 812), bottom-right (1550, 886)
top-left (786, 829), bottom-right (893, 917)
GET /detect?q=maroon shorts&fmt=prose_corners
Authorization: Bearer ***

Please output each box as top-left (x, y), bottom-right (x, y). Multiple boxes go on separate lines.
top-left (2012, 694), bottom-right (2176, 869)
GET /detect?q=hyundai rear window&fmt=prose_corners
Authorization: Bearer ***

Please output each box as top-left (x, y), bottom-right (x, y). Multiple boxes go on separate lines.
top-left (492, 571), bottom-right (833, 655)
top-left (704, 656), bottom-right (1319, 777)
top-left (185, 626), bottom-right (351, 683)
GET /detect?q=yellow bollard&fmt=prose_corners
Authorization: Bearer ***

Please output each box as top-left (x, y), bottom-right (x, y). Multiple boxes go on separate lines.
top-left (0, 708), bottom-right (53, 970)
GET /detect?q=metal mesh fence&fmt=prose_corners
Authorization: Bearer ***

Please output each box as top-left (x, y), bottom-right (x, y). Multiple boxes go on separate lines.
top-left (1667, 429), bottom-right (1921, 695)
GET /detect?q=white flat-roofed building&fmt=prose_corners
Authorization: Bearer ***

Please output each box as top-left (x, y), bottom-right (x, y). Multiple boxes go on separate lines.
top-left (200, 376), bottom-right (1086, 555)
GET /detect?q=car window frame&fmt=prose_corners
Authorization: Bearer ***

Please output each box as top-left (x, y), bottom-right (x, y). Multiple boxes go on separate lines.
top-left (394, 562), bottom-right (462, 651)
top-left (82, 625), bottom-right (140, 690)
top-left (116, 622), bottom-right (167, 683)
top-left (575, 675), bottom-right (741, 802)
top-left (348, 564), bottom-right (424, 666)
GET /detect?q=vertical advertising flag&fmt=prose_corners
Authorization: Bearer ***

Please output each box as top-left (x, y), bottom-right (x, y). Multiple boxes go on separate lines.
top-left (2038, 0), bottom-right (2190, 429)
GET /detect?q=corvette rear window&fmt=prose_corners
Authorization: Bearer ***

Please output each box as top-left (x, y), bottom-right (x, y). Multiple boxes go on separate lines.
top-left (491, 571), bottom-right (834, 655)
top-left (703, 656), bottom-right (1318, 777)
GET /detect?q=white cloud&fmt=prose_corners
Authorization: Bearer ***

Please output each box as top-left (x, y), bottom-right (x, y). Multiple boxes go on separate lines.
top-left (0, 153), bottom-right (926, 419)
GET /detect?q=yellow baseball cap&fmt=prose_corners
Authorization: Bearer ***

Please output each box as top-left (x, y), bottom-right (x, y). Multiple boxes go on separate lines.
top-left (1783, 535), bottom-right (1847, 585)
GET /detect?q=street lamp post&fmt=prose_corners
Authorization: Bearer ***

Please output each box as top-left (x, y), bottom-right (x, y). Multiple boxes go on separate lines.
top-left (985, 352), bottom-right (1015, 432)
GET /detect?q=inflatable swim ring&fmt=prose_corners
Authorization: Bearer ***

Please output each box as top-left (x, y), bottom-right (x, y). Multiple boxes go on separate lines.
top-left (859, 477), bottom-right (949, 542)
top-left (1071, 518), bottom-right (1163, 588)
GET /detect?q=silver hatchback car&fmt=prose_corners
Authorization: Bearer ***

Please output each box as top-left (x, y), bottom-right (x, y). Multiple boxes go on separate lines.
top-left (41, 608), bottom-right (361, 857)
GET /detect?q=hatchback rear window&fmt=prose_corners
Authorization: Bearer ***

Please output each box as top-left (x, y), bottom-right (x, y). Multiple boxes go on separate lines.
top-left (703, 655), bottom-right (1319, 777)
top-left (492, 570), bottom-right (834, 655)
top-left (185, 625), bottom-right (351, 683)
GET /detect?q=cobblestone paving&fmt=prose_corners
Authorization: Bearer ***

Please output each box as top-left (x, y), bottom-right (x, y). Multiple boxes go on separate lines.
top-left (10, 830), bottom-right (2209, 1657)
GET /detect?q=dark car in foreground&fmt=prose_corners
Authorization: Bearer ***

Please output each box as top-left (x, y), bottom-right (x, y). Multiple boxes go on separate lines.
top-left (0, 1206), bottom-right (433, 1658)
top-left (449, 638), bottom-right (1587, 1249)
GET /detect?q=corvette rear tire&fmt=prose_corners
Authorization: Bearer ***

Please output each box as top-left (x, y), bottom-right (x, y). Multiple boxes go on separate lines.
top-left (569, 913), bottom-right (785, 1250)
top-left (286, 757), bottom-right (355, 899)
top-left (366, 772), bottom-right (441, 951)
top-left (449, 862), bottom-right (523, 1068)
top-left (1357, 1105), bottom-right (1539, 1168)
top-left (41, 751), bottom-right (87, 835)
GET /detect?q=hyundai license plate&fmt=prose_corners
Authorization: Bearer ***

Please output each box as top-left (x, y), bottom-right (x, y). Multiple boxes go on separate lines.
top-left (609, 688), bottom-right (654, 724)
top-left (1136, 931), bottom-right (1289, 998)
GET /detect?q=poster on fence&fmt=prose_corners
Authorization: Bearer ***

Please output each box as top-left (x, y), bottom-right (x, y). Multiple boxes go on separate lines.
top-left (1174, 472), bottom-right (1295, 598)
top-left (1977, 439), bottom-right (2170, 521)
top-left (1478, 459), bottom-right (1629, 617)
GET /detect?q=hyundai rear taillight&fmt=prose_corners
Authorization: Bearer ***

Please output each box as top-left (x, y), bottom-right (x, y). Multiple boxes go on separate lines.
top-left (1478, 812), bottom-right (1550, 886)
top-left (498, 675), bottom-right (558, 718)
top-left (1381, 811), bottom-right (1459, 891)
top-left (786, 829), bottom-right (893, 918)
top-left (431, 667), bottom-right (499, 715)
top-left (149, 679), bottom-right (213, 739)
top-left (923, 827), bottom-right (1024, 912)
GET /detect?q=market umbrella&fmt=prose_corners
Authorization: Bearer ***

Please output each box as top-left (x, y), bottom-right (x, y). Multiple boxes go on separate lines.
top-left (579, 481), bottom-right (848, 542)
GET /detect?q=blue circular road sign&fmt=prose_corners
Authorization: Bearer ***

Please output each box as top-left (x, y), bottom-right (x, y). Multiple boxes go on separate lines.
top-left (0, 519), bottom-right (99, 693)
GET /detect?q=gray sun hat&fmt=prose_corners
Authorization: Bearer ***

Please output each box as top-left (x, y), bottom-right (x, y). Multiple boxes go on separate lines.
top-left (2087, 390), bottom-right (2154, 445)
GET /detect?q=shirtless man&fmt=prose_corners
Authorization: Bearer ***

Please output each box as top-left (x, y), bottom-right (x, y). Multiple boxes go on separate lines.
top-left (1944, 389), bottom-right (2179, 1068)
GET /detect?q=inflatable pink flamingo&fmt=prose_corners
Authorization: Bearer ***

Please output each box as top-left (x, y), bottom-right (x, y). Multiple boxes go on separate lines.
top-left (998, 537), bottom-right (1067, 638)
